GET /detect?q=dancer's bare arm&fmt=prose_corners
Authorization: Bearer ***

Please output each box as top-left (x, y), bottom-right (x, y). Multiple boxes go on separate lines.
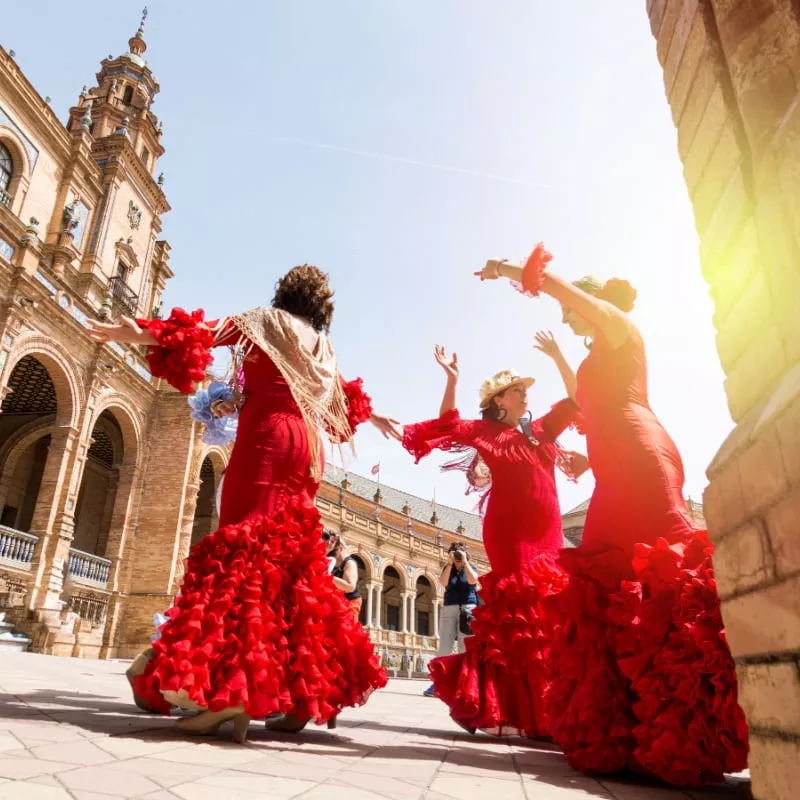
top-left (533, 331), bottom-right (577, 399)
top-left (434, 345), bottom-right (459, 416)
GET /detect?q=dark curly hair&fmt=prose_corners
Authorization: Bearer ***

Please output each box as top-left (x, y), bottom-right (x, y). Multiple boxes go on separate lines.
top-left (271, 265), bottom-right (335, 333)
top-left (480, 390), bottom-right (508, 421)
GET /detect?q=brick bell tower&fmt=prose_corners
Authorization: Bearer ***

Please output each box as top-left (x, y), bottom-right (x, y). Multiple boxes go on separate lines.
top-left (61, 6), bottom-right (172, 319)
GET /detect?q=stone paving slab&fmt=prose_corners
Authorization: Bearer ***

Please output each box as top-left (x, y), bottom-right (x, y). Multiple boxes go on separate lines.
top-left (0, 652), bottom-right (749, 800)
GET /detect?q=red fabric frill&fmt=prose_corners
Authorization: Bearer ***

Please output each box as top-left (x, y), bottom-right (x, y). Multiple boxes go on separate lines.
top-left (614, 531), bottom-right (749, 786)
top-left (133, 500), bottom-right (387, 721)
top-left (138, 308), bottom-right (215, 394)
top-left (429, 555), bottom-right (568, 738)
top-left (545, 533), bottom-right (749, 787)
top-left (511, 242), bottom-right (552, 298)
top-left (402, 408), bottom-right (463, 463)
top-left (325, 377), bottom-right (373, 444)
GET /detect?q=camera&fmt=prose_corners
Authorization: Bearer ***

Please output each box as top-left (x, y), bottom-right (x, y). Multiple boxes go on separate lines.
top-left (322, 531), bottom-right (335, 542)
top-left (452, 550), bottom-right (464, 562)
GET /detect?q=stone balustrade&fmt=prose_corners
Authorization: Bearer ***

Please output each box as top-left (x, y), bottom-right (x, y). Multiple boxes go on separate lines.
top-left (0, 526), bottom-right (37, 568)
top-left (67, 548), bottom-right (111, 587)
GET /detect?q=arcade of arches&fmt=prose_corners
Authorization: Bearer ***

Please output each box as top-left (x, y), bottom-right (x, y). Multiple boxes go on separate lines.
top-left (0, 350), bottom-right (488, 671)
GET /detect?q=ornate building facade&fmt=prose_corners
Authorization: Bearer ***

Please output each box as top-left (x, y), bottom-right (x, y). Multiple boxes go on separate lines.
top-left (0, 14), bottom-right (494, 669)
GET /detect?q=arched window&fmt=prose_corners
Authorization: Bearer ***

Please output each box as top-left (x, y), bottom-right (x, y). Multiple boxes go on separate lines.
top-left (0, 142), bottom-right (13, 199)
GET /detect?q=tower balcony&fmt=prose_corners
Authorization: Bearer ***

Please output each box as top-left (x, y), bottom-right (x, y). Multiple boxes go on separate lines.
top-left (109, 275), bottom-right (138, 317)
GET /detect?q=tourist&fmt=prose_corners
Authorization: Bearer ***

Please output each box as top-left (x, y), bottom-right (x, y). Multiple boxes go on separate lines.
top-left (88, 265), bottom-right (400, 743)
top-left (422, 541), bottom-right (478, 698)
top-left (401, 345), bottom-right (579, 736)
top-left (474, 244), bottom-right (748, 786)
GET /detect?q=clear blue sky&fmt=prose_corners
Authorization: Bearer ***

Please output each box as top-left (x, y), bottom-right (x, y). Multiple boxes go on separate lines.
top-left (4, 2), bottom-right (731, 517)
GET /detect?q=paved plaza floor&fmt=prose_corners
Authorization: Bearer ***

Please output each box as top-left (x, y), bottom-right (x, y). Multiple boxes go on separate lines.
top-left (0, 652), bottom-right (749, 800)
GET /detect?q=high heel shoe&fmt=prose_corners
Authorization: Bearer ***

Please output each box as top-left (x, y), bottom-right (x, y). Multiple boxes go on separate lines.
top-left (125, 648), bottom-right (161, 714)
top-left (327, 715), bottom-right (338, 730)
top-left (263, 713), bottom-right (308, 733)
top-left (175, 707), bottom-right (250, 743)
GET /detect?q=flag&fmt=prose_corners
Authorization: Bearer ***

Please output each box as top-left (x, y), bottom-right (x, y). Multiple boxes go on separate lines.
top-left (371, 463), bottom-right (380, 476)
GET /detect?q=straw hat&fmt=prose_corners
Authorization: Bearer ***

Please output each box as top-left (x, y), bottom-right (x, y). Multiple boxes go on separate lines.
top-left (479, 370), bottom-right (535, 409)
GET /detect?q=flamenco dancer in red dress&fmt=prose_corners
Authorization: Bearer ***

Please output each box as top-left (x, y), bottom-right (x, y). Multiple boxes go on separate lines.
top-left (88, 265), bottom-right (399, 743)
top-left (475, 245), bottom-right (748, 786)
top-left (402, 345), bottom-right (579, 737)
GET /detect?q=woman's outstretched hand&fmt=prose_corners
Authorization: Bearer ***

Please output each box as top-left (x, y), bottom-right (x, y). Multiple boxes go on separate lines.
top-left (87, 316), bottom-right (154, 346)
top-left (434, 345), bottom-right (459, 382)
top-left (370, 412), bottom-right (403, 441)
top-left (557, 450), bottom-right (590, 482)
top-left (533, 330), bottom-right (562, 360)
top-left (211, 400), bottom-right (238, 418)
top-left (473, 259), bottom-right (507, 281)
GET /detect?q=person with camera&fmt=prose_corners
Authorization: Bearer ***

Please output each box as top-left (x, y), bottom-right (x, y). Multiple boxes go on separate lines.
top-left (423, 543), bottom-right (478, 697)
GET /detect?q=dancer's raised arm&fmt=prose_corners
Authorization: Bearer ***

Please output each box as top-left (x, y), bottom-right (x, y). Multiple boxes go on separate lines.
top-left (533, 331), bottom-right (576, 399)
top-left (476, 247), bottom-right (632, 349)
top-left (434, 345), bottom-right (459, 416)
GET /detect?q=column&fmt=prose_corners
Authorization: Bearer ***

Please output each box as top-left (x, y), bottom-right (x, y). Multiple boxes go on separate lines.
top-left (27, 427), bottom-right (80, 614)
top-left (99, 464), bottom-right (141, 656)
top-left (433, 599), bottom-right (440, 639)
top-left (365, 583), bottom-right (374, 629)
top-left (374, 585), bottom-right (383, 629)
top-left (400, 591), bottom-right (408, 633)
top-left (408, 592), bottom-right (416, 635)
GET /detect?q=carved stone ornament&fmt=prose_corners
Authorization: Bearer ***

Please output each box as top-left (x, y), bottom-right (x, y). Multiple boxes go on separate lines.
top-left (127, 200), bottom-right (142, 230)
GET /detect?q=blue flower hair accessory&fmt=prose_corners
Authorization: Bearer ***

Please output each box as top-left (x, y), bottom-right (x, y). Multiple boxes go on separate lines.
top-left (188, 381), bottom-right (239, 446)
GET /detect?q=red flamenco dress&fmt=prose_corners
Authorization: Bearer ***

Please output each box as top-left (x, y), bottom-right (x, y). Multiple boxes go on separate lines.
top-left (540, 323), bottom-right (748, 784)
top-left (403, 400), bottom-right (578, 737)
top-left (131, 308), bottom-right (387, 721)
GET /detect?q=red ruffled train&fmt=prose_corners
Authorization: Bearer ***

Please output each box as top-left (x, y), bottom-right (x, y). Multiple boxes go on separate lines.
top-left (133, 501), bottom-right (387, 720)
top-left (545, 531), bottom-right (749, 787)
top-left (429, 554), bottom-right (567, 737)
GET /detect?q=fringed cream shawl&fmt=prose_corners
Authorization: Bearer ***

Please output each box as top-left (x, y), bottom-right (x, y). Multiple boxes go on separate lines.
top-left (213, 307), bottom-right (352, 480)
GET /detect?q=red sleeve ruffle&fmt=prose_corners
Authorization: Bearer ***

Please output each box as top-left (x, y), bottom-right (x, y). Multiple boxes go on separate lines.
top-left (327, 377), bottom-right (374, 443)
top-left (511, 242), bottom-right (552, 298)
top-left (138, 308), bottom-right (215, 394)
top-left (402, 409), bottom-right (465, 463)
top-left (540, 397), bottom-right (583, 442)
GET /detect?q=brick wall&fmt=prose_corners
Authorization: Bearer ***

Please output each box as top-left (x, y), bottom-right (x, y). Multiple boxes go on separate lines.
top-left (112, 389), bottom-right (199, 656)
top-left (647, 2), bottom-right (800, 798)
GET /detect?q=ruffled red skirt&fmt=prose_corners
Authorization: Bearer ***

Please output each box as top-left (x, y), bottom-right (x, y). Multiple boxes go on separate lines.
top-left (544, 531), bottom-right (749, 787)
top-left (429, 554), bottom-right (567, 737)
top-left (133, 501), bottom-right (387, 721)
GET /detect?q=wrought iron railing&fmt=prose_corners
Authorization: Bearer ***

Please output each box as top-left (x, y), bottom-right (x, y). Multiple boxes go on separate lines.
top-left (67, 548), bottom-right (111, 587)
top-left (0, 527), bottom-right (38, 567)
top-left (109, 276), bottom-right (138, 316)
top-left (0, 189), bottom-right (11, 208)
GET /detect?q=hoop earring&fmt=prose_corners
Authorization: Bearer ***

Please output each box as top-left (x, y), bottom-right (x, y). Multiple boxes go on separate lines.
top-left (496, 407), bottom-right (507, 421)
top-left (583, 336), bottom-right (593, 350)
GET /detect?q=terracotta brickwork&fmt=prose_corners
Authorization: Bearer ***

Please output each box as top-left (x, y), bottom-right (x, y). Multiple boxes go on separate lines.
top-left (648, 2), bottom-right (800, 797)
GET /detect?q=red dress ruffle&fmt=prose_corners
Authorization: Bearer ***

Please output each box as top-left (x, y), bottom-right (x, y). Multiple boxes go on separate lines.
top-left (545, 533), bottom-right (749, 786)
top-left (429, 555), bottom-right (567, 736)
top-left (326, 377), bottom-right (373, 443)
top-left (138, 308), bottom-right (215, 394)
top-left (133, 500), bottom-right (386, 720)
top-left (511, 242), bottom-right (552, 297)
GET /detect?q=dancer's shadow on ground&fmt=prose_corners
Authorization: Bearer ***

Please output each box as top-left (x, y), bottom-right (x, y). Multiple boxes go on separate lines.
top-left (0, 689), bottom-right (750, 798)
